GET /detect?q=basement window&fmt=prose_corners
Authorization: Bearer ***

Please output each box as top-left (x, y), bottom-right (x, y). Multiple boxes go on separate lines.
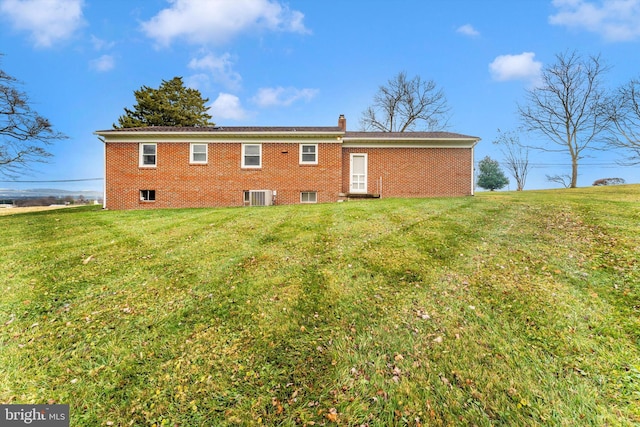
top-left (300, 191), bottom-right (317, 203)
top-left (140, 190), bottom-right (156, 202)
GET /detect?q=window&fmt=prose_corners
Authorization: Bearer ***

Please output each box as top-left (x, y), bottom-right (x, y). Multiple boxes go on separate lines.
top-left (301, 191), bottom-right (317, 203)
top-left (190, 143), bottom-right (208, 164)
top-left (300, 144), bottom-right (318, 164)
top-left (140, 190), bottom-right (156, 202)
top-left (242, 144), bottom-right (261, 168)
top-left (140, 143), bottom-right (157, 167)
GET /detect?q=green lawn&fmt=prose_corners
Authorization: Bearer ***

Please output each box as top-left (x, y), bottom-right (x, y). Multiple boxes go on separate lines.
top-left (1, 186), bottom-right (639, 426)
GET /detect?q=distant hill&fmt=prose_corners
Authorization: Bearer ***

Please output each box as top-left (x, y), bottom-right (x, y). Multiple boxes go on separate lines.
top-left (0, 188), bottom-right (103, 200)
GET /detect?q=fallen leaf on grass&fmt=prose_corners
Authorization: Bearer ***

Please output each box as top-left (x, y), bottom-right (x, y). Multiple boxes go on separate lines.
top-left (416, 309), bottom-right (431, 320)
top-left (326, 408), bottom-right (338, 422)
top-left (271, 398), bottom-right (284, 415)
top-left (82, 255), bottom-right (94, 265)
top-left (573, 366), bottom-right (588, 376)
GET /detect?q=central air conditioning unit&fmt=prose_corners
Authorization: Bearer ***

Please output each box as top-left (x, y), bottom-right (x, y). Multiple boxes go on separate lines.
top-left (248, 190), bottom-right (274, 206)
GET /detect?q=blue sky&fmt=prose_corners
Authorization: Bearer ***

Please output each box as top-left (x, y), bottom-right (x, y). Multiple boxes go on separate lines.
top-left (1, 0), bottom-right (639, 192)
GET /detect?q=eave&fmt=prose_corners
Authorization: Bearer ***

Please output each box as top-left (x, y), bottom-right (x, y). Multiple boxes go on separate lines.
top-left (341, 137), bottom-right (480, 149)
top-left (94, 129), bottom-right (345, 144)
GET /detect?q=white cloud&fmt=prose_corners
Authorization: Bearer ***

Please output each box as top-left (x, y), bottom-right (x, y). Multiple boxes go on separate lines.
top-left (0, 0), bottom-right (85, 47)
top-left (187, 52), bottom-right (242, 91)
top-left (456, 24), bottom-right (480, 37)
top-left (550, 0), bottom-right (640, 41)
top-left (252, 87), bottom-right (319, 107)
top-left (208, 93), bottom-right (248, 121)
top-left (184, 74), bottom-right (211, 92)
top-left (141, 0), bottom-right (309, 47)
top-left (489, 52), bottom-right (543, 84)
top-left (90, 35), bottom-right (115, 51)
top-left (89, 54), bottom-right (115, 72)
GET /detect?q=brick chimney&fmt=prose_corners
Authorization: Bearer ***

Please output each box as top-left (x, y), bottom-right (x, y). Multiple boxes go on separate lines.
top-left (338, 114), bottom-right (346, 131)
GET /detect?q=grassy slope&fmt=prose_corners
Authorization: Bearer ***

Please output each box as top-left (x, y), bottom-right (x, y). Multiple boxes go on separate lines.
top-left (0, 186), bottom-right (638, 426)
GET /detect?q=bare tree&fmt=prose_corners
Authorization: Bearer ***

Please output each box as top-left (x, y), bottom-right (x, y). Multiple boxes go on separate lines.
top-left (360, 71), bottom-right (451, 132)
top-left (518, 51), bottom-right (610, 188)
top-left (546, 174), bottom-right (572, 188)
top-left (493, 129), bottom-right (530, 191)
top-left (606, 77), bottom-right (640, 164)
top-left (1, 56), bottom-right (66, 177)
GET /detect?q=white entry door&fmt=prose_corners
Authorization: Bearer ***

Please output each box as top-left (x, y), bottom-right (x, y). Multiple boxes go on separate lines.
top-left (350, 153), bottom-right (367, 193)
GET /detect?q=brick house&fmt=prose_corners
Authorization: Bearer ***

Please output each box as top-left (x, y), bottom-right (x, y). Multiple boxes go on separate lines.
top-left (95, 115), bottom-right (480, 210)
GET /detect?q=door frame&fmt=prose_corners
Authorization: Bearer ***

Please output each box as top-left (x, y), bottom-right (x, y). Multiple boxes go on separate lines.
top-left (349, 153), bottom-right (368, 193)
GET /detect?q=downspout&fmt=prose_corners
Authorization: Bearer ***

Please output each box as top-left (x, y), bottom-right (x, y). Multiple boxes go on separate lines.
top-left (471, 144), bottom-right (475, 196)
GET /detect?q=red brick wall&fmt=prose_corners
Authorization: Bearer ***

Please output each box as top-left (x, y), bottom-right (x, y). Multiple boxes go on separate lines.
top-left (341, 147), bottom-right (473, 197)
top-left (105, 142), bottom-right (473, 209)
top-left (105, 142), bottom-right (343, 209)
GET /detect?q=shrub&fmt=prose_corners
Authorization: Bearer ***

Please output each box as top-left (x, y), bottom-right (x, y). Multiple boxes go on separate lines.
top-left (593, 178), bottom-right (626, 186)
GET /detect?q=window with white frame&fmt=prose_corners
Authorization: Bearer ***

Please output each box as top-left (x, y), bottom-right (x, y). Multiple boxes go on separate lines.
top-left (242, 144), bottom-right (261, 168)
top-left (190, 143), bottom-right (208, 164)
top-left (300, 191), bottom-right (317, 203)
top-left (140, 143), bottom-right (157, 167)
top-left (140, 190), bottom-right (156, 201)
top-left (300, 144), bottom-right (318, 164)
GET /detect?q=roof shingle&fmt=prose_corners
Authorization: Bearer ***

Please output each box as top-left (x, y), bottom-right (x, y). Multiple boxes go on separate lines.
top-left (344, 131), bottom-right (479, 139)
top-left (96, 126), bottom-right (343, 133)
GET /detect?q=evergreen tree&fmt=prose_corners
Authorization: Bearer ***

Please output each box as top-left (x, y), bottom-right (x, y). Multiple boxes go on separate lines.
top-left (476, 156), bottom-right (509, 191)
top-left (115, 77), bottom-right (214, 128)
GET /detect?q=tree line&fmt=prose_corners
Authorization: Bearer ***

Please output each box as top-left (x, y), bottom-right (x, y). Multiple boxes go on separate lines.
top-left (8, 195), bottom-right (92, 207)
